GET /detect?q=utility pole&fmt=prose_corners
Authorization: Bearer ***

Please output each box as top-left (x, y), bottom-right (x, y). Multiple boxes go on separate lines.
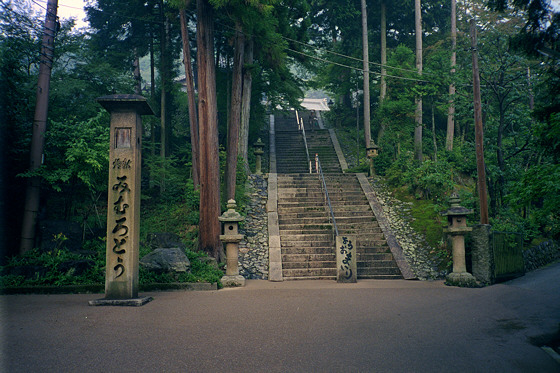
top-left (446, 0), bottom-right (457, 151)
top-left (470, 20), bottom-right (489, 225)
top-left (360, 0), bottom-right (371, 149)
top-left (20, 0), bottom-right (58, 254)
top-left (414, 0), bottom-right (423, 162)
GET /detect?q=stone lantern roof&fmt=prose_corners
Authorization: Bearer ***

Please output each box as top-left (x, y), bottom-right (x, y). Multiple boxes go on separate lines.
top-left (219, 199), bottom-right (245, 223)
top-left (442, 194), bottom-right (473, 217)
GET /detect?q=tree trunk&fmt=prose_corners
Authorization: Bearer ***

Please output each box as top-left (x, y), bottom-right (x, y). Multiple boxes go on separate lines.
top-left (361, 0), bottom-right (371, 148)
top-left (414, 0), bottom-right (423, 162)
top-left (432, 99), bottom-right (437, 163)
top-left (239, 37), bottom-right (254, 173)
top-left (133, 49), bottom-right (142, 95)
top-left (527, 67), bottom-right (534, 110)
top-left (497, 99), bottom-right (505, 208)
top-left (180, 8), bottom-right (200, 187)
top-left (377, 0), bottom-right (387, 144)
top-left (197, 0), bottom-right (223, 260)
top-left (20, 0), bottom-right (58, 254)
top-left (471, 19), bottom-right (489, 225)
top-left (226, 23), bottom-right (245, 201)
top-left (446, 0), bottom-right (456, 151)
top-left (159, 3), bottom-right (167, 161)
top-left (150, 34), bottom-right (156, 99)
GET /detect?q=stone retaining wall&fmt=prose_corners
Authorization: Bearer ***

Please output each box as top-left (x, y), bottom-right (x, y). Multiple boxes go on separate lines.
top-left (367, 177), bottom-right (445, 280)
top-left (238, 174), bottom-right (269, 279)
top-left (524, 240), bottom-right (560, 272)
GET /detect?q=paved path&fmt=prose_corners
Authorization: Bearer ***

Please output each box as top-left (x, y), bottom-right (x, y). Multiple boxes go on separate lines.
top-left (2, 262), bottom-right (559, 372)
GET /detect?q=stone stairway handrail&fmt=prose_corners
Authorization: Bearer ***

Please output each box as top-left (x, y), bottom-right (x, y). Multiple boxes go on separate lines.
top-left (315, 154), bottom-right (339, 237)
top-left (296, 110), bottom-right (312, 173)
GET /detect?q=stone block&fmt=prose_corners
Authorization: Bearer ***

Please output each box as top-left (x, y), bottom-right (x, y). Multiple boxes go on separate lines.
top-left (140, 248), bottom-right (191, 273)
top-left (471, 224), bottom-right (493, 284)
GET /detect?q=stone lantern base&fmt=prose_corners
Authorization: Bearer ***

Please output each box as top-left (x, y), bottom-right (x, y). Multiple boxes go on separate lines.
top-left (221, 274), bottom-right (246, 287)
top-left (445, 272), bottom-right (478, 287)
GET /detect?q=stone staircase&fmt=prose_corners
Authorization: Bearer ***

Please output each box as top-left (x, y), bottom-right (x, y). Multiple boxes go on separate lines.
top-left (273, 110), bottom-right (403, 280)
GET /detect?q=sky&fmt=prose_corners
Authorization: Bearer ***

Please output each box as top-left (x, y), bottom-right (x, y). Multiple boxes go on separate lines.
top-left (29, 0), bottom-right (560, 30)
top-left (28, 0), bottom-right (89, 29)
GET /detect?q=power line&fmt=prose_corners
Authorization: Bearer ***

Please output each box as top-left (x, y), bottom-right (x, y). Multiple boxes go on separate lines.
top-left (282, 34), bottom-right (436, 77)
top-left (287, 48), bottom-right (433, 83)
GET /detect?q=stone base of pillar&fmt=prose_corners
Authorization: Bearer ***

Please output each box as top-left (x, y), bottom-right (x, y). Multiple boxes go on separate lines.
top-left (445, 272), bottom-right (478, 287)
top-left (221, 275), bottom-right (246, 287)
top-left (88, 296), bottom-right (153, 307)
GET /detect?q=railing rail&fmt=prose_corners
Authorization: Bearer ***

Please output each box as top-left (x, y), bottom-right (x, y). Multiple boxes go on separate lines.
top-left (315, 154), bottom-right (339, 237)
top-left (296, 110), bottom-right (312, 173)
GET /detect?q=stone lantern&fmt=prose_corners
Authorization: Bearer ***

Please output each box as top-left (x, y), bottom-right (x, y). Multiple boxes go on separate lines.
top-left (253, 138), bottom-right (265, 175)
top-left (219, 199), bottom-right (245, 287)
top-left (366, 144), bottom-right (379, 177)
top-left (442, 194), bottom-right (476, 286)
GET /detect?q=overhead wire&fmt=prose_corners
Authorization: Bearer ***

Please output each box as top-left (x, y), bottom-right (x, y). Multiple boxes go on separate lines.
top-left (32, 2), bottom-right (444, 85)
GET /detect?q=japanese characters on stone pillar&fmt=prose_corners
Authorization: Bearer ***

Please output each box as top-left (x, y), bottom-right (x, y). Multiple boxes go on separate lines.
top-left (336, 235), bottom-right (357, 283)
top-left (90, 95), bottom-right (154, 306)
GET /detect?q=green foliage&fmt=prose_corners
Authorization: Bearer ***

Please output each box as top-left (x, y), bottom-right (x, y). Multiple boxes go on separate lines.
top-left (18, 113), bottom-right (110, 193)
top-left (0, 246), bottom-right (104, 287)
top-left (138, 248), bottom-right (223, 286)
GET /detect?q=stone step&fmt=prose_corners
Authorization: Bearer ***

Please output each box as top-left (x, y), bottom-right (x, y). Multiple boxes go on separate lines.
top-left (356, 253), bottom-right (395, 261)
top-left (357, 259), bottom-right (399, 268)
top-left (279, 211), bottom-right (330, 219)
top-left (336, 221), bottom-right (381, 229)
top-left (282, 261), bottom-right (336, 269)
top-left (279, 233), bottom-right (332, 241)
top-left (282, 268), bottom-right (337, 278)
top-left (355, 240), bottom-right (388, 248)
top-left (283, 275), bottom-right (337, 281)
top-left (281, 246), bottom-right (335, 255)
top-left (278, 196), bottom-right (368, 204)
top-left (280, 229), bottom-right (335, 235)
top-left (357, 273), bottom-right (402, 280)
top-left (281, 253), bottom-right (336, 262)
top-left (280, 240), bottom-right (333, 248)
top-left (357, 267), bottom-right (403, 276)
top-left (358, 246), bottom-right (391, 254)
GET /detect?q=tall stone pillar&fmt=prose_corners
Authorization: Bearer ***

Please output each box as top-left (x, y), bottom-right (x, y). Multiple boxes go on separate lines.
top-left (471, 224), bottom-right (493, 284)
top-left (89, 95), bottom-right (154, 306)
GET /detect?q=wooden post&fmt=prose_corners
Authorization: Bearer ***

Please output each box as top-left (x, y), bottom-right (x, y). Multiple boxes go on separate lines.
top-left (470, 20), bottom-right (489, 225)
top-left (360, 0), bottom-right (371, 149)
top-left (20, 0), bottom-right (58, 254)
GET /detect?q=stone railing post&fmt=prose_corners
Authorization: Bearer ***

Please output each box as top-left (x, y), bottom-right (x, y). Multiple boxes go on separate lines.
top-left (89, 94), bottom-right (154, 307)
top-left (219, 199), bottom-right (245, 287)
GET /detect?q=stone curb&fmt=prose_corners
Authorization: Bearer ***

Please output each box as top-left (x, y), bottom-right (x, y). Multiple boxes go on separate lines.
top-left (328, 128), bottom-right (348, 171)
top-left (267, 114), bottom-right (283, 281)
